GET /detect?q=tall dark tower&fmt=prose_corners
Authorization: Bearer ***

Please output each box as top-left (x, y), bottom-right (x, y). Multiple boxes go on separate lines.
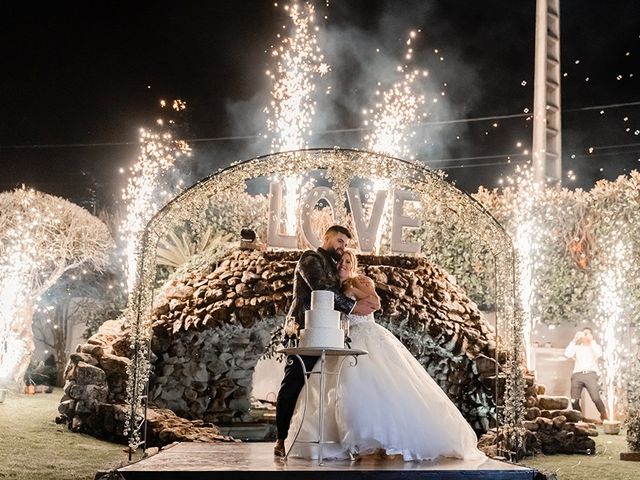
top-left (532, 0), bottom-right (562, 186)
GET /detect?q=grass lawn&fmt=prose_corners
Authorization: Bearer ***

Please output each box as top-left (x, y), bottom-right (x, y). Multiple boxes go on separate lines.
top-left (519, 426), bottom-right (639, 480)
top-left (1, 389), bottom-right (639, 479)
top-left (0, 388), bottom-right (132, 480)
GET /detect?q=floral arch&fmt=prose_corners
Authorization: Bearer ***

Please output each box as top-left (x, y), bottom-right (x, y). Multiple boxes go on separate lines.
top-left (124, 148), bottom-right (525, 452)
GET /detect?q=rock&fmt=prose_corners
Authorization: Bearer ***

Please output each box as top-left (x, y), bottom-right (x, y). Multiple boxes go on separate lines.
top-left (75, 362), bottom-right (106, 385)
top-left (573, 436), bottom-right (596, 454)
top-left (552, 409), bottom-right (582, 423)
top-left (228, 398), bottom-right (250, 411)
top-left (88, 319), bottom-right (126, 347)
top-left (553, 415), bottom-right (567, 429)
top-left (525, 407), bottom-right (541, 420)
top-left (154, 302), bottom-right (170, 316)
top-left (58, 399), bottom-right (76, 415)
top-left (69, 352), bottom-right (99, 367)
top-left (525, 396), bottom-right (537, 408)
top-left (575, 424), bottom-right (598, 437)
top-left (99, 353), bottom-right (130, 378)
top-left (71, 416), bottom-right (83, 431)
top-left (241, 271), bottom-right (260, 284)
top-left (235, 283), bottom-right (252, 298)
top-left (536, 416), bottom-right (555, 432)
top-left (160, 385), bottom-right (186, 403)
top-left (83, 384), bottom-right (109, 405)
top-left (164, 285), bottom-right (195, 300)
top-left (474, 354), bottom-right (498, 377)
top-left (537, 395), bottom-right (570, 410)
top-left (169, 299), bottom-right (187, 311)
top-left (144, 447), bottom-right (160, 457)
top-left (80, 343), bottom-right (104, 358)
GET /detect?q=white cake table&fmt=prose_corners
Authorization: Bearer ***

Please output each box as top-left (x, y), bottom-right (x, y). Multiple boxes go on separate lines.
top-left (277, 347), bottom-right (368, 465)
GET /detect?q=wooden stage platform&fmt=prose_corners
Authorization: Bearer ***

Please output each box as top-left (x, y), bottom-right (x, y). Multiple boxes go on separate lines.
top-left (118, 442), bottom-right (537, 480)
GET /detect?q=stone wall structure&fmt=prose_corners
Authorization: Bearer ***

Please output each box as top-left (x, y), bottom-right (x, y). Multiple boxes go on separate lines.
top-left (58, 248), bottom-right (500, 443)
top-left (478, 376), bottom-right (598, 457)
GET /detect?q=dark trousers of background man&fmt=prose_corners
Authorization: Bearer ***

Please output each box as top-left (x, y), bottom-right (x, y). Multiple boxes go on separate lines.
top-left (276, 355), bottom-right (319, 440)
top-left (570, 371), bottom-right (608, 421)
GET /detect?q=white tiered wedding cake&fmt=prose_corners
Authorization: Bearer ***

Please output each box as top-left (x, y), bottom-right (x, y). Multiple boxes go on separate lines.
top-left (299, 290), bottom-right (345, 349)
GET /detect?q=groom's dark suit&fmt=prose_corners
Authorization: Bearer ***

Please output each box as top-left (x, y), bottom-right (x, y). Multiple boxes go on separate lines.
top-left (275, 247), bottom-right (356, 440)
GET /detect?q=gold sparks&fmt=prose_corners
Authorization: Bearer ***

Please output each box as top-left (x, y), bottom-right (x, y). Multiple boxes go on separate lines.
top-left (265, 1), bottom-right (329, 153)
top-left (121, 124), bottom-right (191, 291)
top-left (364, 30), bottom-right (427, 160)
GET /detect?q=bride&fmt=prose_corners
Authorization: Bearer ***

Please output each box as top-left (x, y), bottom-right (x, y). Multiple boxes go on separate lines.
top-left (286, 249), bottom-right (485, 462)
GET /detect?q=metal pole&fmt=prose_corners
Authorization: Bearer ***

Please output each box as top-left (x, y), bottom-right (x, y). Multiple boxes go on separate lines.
top-left (533, 0), bottom-right (562, 186)
top-left (318, 349), bottom-right (326, 465)
top-left (284, 354), bottom-right (309, 462)
top-left (493, 254), bottom-right (501, 456)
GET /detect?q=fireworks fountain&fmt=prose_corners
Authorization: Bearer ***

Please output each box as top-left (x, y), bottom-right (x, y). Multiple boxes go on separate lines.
top-left (513, 167), bottom-right (543, 370)
top-left (597, 238), bottom-right (631, 421)
top-left (121, 103), bottom-right (191, 291)
top-left (264, 1), bottom-right (329, 235)
top-left (363, 30), bottom-right (427, 161)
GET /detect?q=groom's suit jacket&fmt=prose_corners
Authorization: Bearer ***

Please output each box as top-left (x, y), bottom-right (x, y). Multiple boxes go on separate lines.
top-left (288, 247), bottom-right (356, 329)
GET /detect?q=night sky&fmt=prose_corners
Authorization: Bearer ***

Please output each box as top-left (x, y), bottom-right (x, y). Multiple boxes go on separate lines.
top-left (1, 0), bottom-right (639, 211)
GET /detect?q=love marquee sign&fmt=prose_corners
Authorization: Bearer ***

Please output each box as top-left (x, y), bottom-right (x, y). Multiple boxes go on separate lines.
top-left (266, 181), bottom-right (421, 254)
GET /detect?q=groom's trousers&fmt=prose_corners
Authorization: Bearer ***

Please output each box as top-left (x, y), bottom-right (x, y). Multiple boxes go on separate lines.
top-left (276, 354), bottom-right (319, 440)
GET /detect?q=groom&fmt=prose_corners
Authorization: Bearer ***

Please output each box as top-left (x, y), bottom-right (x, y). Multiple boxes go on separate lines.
top-left (274, 225), bottom-right (378, 457)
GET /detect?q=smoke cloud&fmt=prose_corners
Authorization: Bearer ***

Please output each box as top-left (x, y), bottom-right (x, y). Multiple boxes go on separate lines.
top-left (187, 0), bottom-right (484, 184)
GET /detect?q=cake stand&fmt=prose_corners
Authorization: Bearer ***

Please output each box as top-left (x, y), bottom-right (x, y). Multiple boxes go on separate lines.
top-left (277, 346), bottom-right (368, 465)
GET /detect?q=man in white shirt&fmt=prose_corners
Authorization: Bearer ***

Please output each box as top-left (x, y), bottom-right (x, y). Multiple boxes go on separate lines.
top-left (564, 327), bottom-right (608, 421)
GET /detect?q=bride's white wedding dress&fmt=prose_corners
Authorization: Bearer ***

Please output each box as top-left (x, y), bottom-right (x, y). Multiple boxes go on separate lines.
top-left (286, 312), bottom-right (485, 462)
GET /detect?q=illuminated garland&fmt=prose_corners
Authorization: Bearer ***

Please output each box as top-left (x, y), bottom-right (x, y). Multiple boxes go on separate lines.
top-left (123, 148), bottom-right (525, 451)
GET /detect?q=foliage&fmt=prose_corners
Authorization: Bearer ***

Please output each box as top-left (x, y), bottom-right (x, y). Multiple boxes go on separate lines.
top-left (413, 215), bottom-right (495, 309)
top-left (626, 352), bottom-right (640, 452)
top-left (156, 227), bottom-right (235, 269)
top-left (197, 191), bottom-right (269, 242)
top-left (169, 243), bottom-right (239, 282)
top-left (0, 188), bottom-right (113, 301)
top-left (151, 191), bottom-right (269, 285)
top-left (460, 172), bottom-right (640, 327)
top-left (0, 188), bottom-right (113, 384)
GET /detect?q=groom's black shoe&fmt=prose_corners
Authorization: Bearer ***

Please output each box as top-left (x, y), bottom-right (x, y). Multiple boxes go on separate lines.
top-left (274, 439), bottom-right (286, 457)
